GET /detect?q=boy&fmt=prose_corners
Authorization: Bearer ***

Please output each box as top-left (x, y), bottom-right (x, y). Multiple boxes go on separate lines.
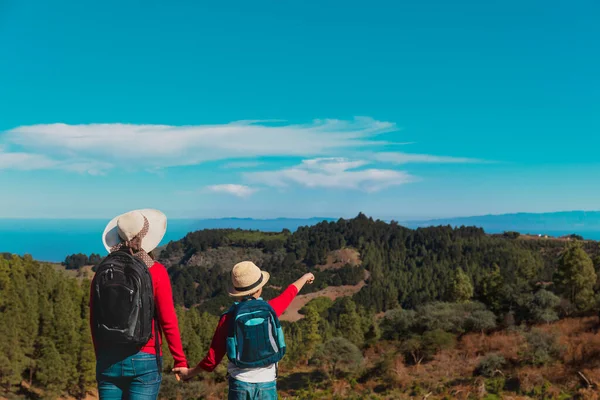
top-left (173, 261), bottom-right (315, 399)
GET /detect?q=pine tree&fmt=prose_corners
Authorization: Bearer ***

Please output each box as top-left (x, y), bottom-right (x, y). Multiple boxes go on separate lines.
top-left (197, 312), bottom-right (219, 354)
top-left (75, 280), bottom-right (95, 399)
top-left (358, 306), bottom-right (380, 345)
top-left (480, 264), bottom-right (504, 312)
top-left (554, 244), bottom-right (597, 311)
top-left (51, 279), bottom-right (82, 395)
top-left (450, 267), bottom-right (474, 303)
top-left (0, 257), bottom-right (26, 389)
top-left (301, 306), bottom-right (322, 364)
top-left (36, 338), bottom-right (68, 399)
top-left (179, 307), bottom-right (204, 365)
top-left (0, 306), bottom-right (25, 389)
top-left (21, 257), bottom-right (41, 383)
top-left (336, 298), bottom-right (364, 347)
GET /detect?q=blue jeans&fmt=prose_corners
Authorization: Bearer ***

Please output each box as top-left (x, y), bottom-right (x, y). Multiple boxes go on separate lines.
top-left (96, 351), bottom-right (162, 400)
top-left (228, 378), bottom-right (278, 400)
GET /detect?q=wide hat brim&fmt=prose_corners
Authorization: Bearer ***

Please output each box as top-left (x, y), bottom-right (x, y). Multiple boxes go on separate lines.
top-left (228, 271), bottom-right (270, 297)
top-left (102, 209), bottom-right (167, 253)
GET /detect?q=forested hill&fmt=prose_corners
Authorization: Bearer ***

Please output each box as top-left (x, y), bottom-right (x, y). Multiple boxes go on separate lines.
top-left (159, 213), bottom-right (600, 318)
top-left (3, 213), bottom-right (600, 399)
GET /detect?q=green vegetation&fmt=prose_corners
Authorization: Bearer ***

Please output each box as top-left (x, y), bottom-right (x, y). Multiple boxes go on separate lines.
top-left (62, 253), bottom-right (102, 269)
top-left (553, 243), bottom-right (597, 311)
top-left (225, 230), bottom-right (288, 246)
top-left (314, 337), bottom-right (363, 379)
top-left (0, 255), bottom-right (95, 398)
top-left (449, 267), bottom-right (474, 303)
top-left (3, 214), bottom-right (600, 399)
top-left (476, 353), bottom-right (507, 378)
top-left (522, 328), bottom-right (565, 366)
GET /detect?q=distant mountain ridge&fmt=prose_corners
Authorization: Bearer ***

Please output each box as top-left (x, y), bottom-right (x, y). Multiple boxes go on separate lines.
top-left (401, 211), bottom-right (600, 234)
top-left (178, 211), bottom-right (600, 233)
top-left (2, 212), bottom-right (600, 262)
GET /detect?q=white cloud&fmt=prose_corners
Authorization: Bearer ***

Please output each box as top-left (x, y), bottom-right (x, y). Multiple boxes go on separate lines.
top-left (207, 184), bottom-right (258, 198)
top-left (374, 152), bottom-right (483, 164)
top-left (0, 151), bottom-right (58, 171)
top-left (246, 158), bottom-right (414, 192)
top-left (0, 150), bottom-right (112, 174)
top-left (1, 117), bottom-right (395, 173)
top-left (1, 118), bottom-right (486, 176)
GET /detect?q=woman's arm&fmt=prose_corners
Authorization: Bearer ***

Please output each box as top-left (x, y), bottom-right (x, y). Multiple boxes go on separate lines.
top-left (154, 264), bottom-right (187, 368)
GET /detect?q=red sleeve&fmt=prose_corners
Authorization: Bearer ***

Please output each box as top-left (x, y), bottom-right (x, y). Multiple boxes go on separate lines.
top-left (153, 263), bottom-right (188, 368)
top-left (268, 284), bottom-right (299, 317)
top-left (197, 314), bottom-right (228, 372)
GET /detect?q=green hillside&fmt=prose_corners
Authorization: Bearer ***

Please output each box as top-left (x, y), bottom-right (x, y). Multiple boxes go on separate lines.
top-left (2, 214), bottom-right (600, 399)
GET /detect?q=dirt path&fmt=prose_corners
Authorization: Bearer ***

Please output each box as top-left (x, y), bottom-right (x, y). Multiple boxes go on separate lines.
top-left (280, 270), bottom-right (370, 322)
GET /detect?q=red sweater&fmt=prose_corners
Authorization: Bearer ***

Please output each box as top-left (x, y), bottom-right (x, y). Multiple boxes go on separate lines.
top-left (90, 261), bottom-right (188, 368)
top-left (197, 284), bottom-right (299, 372)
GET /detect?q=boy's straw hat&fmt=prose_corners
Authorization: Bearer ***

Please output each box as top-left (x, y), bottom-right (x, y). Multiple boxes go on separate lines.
top-left (228, 261), bottom-right (270, 297)
top-left (102, 209), bottom-right (167, 253)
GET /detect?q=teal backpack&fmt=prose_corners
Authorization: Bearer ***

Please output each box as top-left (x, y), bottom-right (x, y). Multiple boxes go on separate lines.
top-left (225, 298), bottom-right (286, 368)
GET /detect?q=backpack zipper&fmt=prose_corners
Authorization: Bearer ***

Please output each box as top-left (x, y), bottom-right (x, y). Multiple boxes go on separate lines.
top-left (235, 311), bottom-right (264, 318)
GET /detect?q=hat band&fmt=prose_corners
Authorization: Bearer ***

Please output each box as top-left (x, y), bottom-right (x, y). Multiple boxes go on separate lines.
top-left (234, 274), bottom-right (264, 292)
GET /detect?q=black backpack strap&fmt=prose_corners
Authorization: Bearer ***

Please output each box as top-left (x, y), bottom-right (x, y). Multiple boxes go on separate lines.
top-left (154, 311), bottom-right (162, 372)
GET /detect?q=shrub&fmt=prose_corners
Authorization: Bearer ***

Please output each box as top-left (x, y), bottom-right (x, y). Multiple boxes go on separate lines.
top-left (465, 310), bottom-right (497, 333)
top-left (485, 377), bottom-right (506, 395)
top-left (379, 309), bottom-right (417, 340)
top-left (401, 329), bottom-right (456, 365)
top-left (522, 328), bottom-right (564, 366)
top-left (476, 353), bottom-right (506, 378)
top-left (417, 301), bottom-right (494, 334)
top-left (63, 253), bottom-right (102, 269)
top-left (529, 289), bottom-right (560, 324)
top-left (299, 296), bottom-right (334, 317)
top-left (503, 231), bottom-right (521, 239)
top-left (159, 374), bottom-right (206, 400)
top-left (314, 337), bottom-right (363, 378)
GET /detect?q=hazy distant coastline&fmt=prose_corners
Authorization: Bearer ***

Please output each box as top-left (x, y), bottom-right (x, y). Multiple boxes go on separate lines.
top-left (1, 211), bottom-right (600, 262)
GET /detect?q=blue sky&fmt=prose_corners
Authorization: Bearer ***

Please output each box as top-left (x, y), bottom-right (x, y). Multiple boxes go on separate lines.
top-left (0, 0), bottom-right (598, 219)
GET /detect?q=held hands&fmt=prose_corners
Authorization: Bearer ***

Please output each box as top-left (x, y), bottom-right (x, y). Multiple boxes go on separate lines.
top-left (172, 366), bottom-right (201, 382)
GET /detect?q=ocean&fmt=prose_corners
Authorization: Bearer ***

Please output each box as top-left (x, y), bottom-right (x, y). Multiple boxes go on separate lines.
top-left (1, 218), bottom-right (599, 263)
top-left (0, 218), bottom-right (331, 262)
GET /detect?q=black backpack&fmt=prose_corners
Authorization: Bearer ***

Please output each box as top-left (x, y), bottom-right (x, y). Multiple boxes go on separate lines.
top-left (92, 250), bottom-right (158, 351)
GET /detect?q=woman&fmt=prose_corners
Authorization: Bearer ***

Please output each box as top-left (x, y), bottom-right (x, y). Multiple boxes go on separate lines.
top-left (90, 209), bottom-right (187, 399)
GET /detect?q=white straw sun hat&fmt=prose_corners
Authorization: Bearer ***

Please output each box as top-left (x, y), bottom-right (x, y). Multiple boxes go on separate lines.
top-left (102, 209), bottom-right (167, 254)
top-left (228, 261), bottom-right (270, 297)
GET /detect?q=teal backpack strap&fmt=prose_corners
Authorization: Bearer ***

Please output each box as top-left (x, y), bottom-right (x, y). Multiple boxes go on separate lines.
top-left (225, 301), bottom-right (241, 362)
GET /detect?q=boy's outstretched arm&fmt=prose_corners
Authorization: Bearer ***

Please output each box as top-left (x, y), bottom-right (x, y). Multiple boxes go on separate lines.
top-left (269, 273), bottom-right (315, 317)
top-left (292, 273), bottom-right (315, 292)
